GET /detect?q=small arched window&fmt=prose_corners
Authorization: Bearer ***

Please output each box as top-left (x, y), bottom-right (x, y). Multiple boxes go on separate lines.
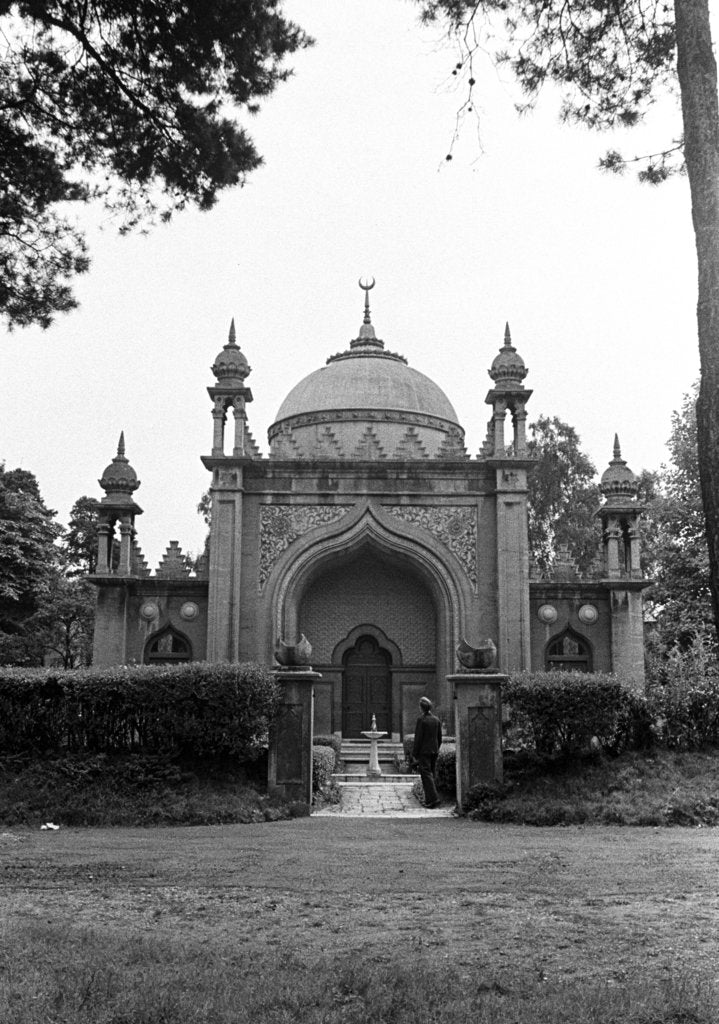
top-left (145, 627), bottom-right (192, 665)
top-left (545, 629), bottom-right (592, 673)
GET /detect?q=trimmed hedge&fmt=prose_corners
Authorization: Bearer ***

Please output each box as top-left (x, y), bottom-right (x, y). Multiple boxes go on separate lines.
top-left (312, 745), bottom-right (336, 791)
top-left (0, 662), bottom-right (280, 760)
top-left (504, 672), bottom-right (650, 757)
top-left (435, 744), bottom-right (456, 795)
top-left (313, 734), bottom-right (341, 763)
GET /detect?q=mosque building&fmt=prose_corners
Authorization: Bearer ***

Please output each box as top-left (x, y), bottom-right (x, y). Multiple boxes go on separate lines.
top-left (90, 282), bottom-right (647, 738)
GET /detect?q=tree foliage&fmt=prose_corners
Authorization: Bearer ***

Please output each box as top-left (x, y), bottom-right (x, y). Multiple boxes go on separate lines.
top-left (0, 0), bottom-right (310, 329)
top-left (526, 415), bottom-right (601, 576)
top-left (418, 0), bottom-right (719, 646)
top-left (418, 0), bottom-right (680, 179)
top-left (65, 495), bottom-right (100, 575)
top-left (0, 464), bottom-right (61, 664)
top-left (643, 385), bottom-right (715, 655)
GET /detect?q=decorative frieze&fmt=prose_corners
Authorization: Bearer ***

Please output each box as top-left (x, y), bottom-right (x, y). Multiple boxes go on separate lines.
top-left (385, 505), bottom-right (477, 590)
top-left (268, 407), bottom-right (464, 444)
top-left (259, 504), bottom-right (350, 587)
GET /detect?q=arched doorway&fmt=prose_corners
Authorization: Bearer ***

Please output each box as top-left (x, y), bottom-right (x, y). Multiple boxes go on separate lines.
top-left (342, 634), bottom-right (391, 737)
top-left (545, 628), bottom-right (592, 672)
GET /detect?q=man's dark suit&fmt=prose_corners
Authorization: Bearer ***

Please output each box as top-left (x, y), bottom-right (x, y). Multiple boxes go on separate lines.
top-left (412, 711), bottom-right (442, 806)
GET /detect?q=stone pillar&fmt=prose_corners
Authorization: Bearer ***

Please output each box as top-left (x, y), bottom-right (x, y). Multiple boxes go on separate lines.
top-left (604, 518), bottom-right (621, 579)
top-left (206, 468), bottom-right (244, 662)
top-left (96, 520), bottom-right (112, 574)
top-left (268, 669), bottom-right (320, 807)
top-left (232, 397), bottom-right (246, 456)
top-left (212, 400), bottom-right (226, 456)
top-left (608, 587), bottom-right (646, 693)
top-left (118, 516), bottom-right (133, 575)
top-left (513, 401), bottom-right (527, 455)
top-left (492, 400), bottom-right (506, 456)
top-left (449, 672), bottom-right (505, 809)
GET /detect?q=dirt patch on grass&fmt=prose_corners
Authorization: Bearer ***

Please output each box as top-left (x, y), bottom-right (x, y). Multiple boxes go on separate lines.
top-left (2, 820), bottom-right (718, 988)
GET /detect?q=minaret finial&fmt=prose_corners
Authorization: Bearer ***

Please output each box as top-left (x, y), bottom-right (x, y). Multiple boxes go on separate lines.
top-left (504, 322), bottom-right (512, 348)
top-left (228, 318), bottom-right (237, 346)
top-left (359, 276), bottom-right (375, 324)
top-left (117, 431), bottom-right (126, 457)
top-left (613, 433), bottom-right (621, 460)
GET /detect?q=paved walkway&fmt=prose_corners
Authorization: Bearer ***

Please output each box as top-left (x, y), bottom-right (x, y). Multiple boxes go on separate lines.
top-left (313, 777), bottom-right (455, 818)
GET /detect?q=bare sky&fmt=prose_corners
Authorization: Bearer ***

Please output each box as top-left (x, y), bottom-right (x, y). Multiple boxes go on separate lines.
top-left (0, 0), bottom-right (701, 568)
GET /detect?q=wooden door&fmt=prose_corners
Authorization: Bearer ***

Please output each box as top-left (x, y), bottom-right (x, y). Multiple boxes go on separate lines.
top-left (342, 636), bottom-right (391, 737)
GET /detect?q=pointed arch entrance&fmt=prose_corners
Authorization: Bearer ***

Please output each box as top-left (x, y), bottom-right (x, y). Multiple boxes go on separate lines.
top-left (342, 634), bottom-right (392, 737)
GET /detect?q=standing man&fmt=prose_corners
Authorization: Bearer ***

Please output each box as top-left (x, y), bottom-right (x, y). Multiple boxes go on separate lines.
top-left (412, 697), bottom-right (442, 809)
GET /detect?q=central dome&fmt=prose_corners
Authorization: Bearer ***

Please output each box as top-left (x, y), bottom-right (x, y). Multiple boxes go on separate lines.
top-left (268, 286), bottom-right (466, 460)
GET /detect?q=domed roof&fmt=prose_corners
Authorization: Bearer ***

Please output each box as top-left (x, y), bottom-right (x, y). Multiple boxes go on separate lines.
top-left (600, 435), bottom-right (639, 504)
top-left (274, 354), bottom-right (459, 425)
top-left (488, 323), bottom-right (528, 390)
top-left (211, 319), bottom-right (250, 385)
top-left (99, 433), bottom-right (141, 506)
top-left (268, 283), bottom-right (465, 460)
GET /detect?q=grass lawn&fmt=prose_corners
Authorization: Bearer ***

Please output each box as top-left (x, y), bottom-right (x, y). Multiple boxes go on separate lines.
top-left (1, 819), bottom-right (718, 1022)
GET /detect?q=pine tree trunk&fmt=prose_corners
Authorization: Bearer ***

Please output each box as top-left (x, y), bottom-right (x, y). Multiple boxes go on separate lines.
top-left (674, 0), bottom-right (719, 636)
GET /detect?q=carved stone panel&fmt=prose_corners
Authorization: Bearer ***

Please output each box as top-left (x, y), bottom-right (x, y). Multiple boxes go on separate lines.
top-left (275, 703), bottom-right (304, 784)
top-left (259, 504), bottom-right (349, 587)
top-left (385, 505), bottom-right (477, 590)
top-left (468, 704), bottom-right (497, 782)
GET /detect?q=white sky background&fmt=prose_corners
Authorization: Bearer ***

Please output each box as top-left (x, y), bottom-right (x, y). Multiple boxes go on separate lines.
top-left (0, 0), bottom-right (704, 568)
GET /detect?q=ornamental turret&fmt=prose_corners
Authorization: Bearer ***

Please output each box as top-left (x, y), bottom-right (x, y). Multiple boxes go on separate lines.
top-left (597, 435), bottom-right (642, 579)
top-left (483, 323), bottom-right (532, 457)
top-left (207, 319), bottom-right (258, 457)
top-left (96, 432), bottom-right (142, 575)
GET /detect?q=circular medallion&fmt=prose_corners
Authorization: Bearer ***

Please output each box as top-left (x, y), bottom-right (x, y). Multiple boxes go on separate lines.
top-left (537, 604), bottom-right (558, 625)
top-left (140, 601), bottom-right (159, 622)
top-left (180, 602), bottom-right (199, 621)
top-left (578, 604), bottom-right (599, 625)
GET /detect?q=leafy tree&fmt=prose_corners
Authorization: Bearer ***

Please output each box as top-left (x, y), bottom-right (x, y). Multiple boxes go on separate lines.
top-left (526, 415), bottom-right (601, 577)
top-left (642, 385), bottom-right (714, 655)
top-left (1, 0), bottom-right (310, 329)
top-left (26, 572), bottom-right (95, 669)
top-left (65, 495), bottom-right (100, 575)
top-left (0, 464), bottom-right (62, 664)
top-left (416, 0), bottom-right (719, 640)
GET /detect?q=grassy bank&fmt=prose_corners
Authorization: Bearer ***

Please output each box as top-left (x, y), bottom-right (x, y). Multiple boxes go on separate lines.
top-left (2, 747), bottom-right (718, 827)
top-left (2, 920), bottom-right (716, 1024)
top-left (0, 753), bottom-right (302, 826)
top-left (466, 748), bottom-right (719, 826)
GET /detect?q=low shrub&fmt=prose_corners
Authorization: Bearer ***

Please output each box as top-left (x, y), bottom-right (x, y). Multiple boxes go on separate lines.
top-left (313, 734), bottom-right (341, 764)
top-left (312, 745), bottom-right (336, 792)
top-left (0, 662), bottom-right (280, 761)
top-left (435, 744), bottom-right (456, 795)
top-left (463, 780), bottom-right (507, 817)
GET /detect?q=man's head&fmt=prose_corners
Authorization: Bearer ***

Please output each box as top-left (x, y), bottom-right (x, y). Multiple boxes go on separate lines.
top-left (419, 696), bottom-right (432, 713)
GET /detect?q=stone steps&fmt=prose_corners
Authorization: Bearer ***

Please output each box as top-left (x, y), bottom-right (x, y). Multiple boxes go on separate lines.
top-left (315, 774), bottom-right (451, 817)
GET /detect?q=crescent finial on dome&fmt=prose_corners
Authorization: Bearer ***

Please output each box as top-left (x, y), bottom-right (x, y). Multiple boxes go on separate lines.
top-left (359, 277), bottom-right (375, 325)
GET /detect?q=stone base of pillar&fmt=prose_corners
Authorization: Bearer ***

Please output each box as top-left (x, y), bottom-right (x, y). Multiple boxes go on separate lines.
top-left (448, 672), bottom-right (506, 810)
top-left (268, 670), bottom-right (321, 807)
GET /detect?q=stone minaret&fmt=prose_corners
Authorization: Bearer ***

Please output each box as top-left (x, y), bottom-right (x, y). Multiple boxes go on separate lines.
top-left (597, 435), bottom-right (647, 689)
top-left (483, 324), bottom-right (534, 672)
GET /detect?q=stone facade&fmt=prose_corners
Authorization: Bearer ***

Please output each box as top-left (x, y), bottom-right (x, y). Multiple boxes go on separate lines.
top-left (90, 287), bottom-right (649, 737)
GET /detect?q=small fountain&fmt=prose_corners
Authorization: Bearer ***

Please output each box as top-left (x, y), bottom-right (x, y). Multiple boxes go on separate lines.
top-left (360, 714), bottom-right (387, 777)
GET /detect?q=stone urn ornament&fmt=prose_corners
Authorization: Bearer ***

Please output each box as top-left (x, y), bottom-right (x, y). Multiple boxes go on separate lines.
top-left (274, 634), bottom-right (312, 669)
top-left (456, 637), bottom-right (497, 673)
